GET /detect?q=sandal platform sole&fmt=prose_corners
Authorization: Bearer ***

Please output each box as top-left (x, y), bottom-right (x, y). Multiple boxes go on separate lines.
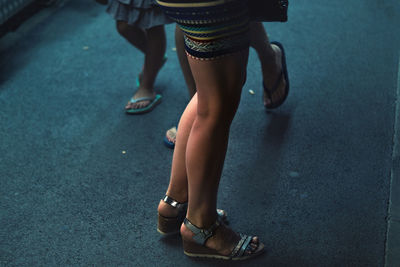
top-left (183, 240), bottom-right (265, 261)
top-left (157, 213), bottom-right (185, 236)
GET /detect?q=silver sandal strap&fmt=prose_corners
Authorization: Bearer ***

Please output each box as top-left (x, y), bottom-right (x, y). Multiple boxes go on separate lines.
top-left (230, 234), bottom-right (253, 258)
top-left (183, 218), bottom-right (221, 245)
top-left (162, 195), bottom-right (187, 210)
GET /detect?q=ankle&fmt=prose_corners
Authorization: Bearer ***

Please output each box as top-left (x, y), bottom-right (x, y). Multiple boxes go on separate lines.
top-left (186, 211), bottom-right (218, 230)
top-left (165, 190), bottom-right (188, 204)
top-left (135, 86), bottom-right (154, 94)
top-left (180, 222), bottom-right (193, 240)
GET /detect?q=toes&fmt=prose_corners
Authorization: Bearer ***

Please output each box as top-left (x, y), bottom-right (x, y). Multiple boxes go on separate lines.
top-left (166, 128), bottom-right (177, 143)
top-left (245, 244), bottom-right (257, 254)
top-left (126, 101), bottom-right (150, 110)
top-left (125, 103), bottom-right (133, 110)
top-left (245, 237), bottom-right (260, 254)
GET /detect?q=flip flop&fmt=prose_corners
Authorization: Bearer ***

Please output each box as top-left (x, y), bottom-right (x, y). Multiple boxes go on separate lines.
top-left (163, 126), bottom-right (177, 149)
top-left (125, 94), bottom-right (162, 115)
top-left (263, 41), bottom-right (289, 109)
top-left (136, 76), bottom-right (140, 87)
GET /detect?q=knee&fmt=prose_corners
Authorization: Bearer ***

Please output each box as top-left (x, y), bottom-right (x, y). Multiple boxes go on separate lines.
top-left (196, 96), bottom-right (241, 128)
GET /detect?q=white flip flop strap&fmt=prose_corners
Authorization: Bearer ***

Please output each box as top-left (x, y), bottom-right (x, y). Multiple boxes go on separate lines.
top-left (129, 96), bottom-right (154, 103)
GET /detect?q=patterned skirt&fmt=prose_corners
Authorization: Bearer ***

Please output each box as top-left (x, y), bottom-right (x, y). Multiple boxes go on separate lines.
top-left (156, 0), bottom-right (250, 60)
top-left (107, 0), bottom-right (173, 29)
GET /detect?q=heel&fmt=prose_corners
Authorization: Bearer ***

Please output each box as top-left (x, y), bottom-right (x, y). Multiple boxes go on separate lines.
top-left (157, 213), bottom-right (185, 235)
top-left (157, 195), bottom-right (187, 236)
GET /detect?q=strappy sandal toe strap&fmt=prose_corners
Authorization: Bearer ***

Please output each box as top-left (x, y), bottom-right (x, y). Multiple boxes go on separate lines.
top-left (182, 218), bottom-right (264, 260)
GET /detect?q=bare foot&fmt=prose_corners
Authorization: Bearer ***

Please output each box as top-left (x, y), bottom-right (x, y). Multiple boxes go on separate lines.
top-left (165, 127), bottom-right (177, 145)
top-left (125, 87), bottom-right (156, 110)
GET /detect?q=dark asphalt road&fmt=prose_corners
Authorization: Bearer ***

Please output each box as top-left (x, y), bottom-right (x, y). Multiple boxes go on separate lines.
top-left (1, 0), bottom-right (399, 266)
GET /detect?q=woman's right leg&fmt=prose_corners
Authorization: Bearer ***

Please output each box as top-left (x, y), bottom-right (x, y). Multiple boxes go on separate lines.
top-left (159, 50), bottom-right (261, 255)
top-left (158, 94), bottom-right (198, 217)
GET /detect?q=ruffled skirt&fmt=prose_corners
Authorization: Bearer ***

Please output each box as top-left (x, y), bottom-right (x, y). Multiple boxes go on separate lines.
top-left (107, 0), bottom-right (173, 29)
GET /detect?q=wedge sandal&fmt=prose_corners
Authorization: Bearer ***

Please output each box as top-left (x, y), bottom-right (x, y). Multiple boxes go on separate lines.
top-left (182, 218), bottom-right (264, 260)
top-left (157, 195), bottom-right (227, 236)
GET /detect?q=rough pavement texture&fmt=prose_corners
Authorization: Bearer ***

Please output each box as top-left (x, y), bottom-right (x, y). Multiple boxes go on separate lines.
top-left (0, 0), bottom-right (399, 266)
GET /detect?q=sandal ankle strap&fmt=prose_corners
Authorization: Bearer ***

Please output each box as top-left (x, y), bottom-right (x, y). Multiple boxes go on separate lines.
top-left (162, 195), bottom-right (188, 210)
top-left (183, 217), bottom-right (221, 245)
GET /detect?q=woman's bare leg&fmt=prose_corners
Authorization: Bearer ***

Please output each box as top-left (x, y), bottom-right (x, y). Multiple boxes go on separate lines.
top-left (184, 52), bottom-right (248, 226)
top-left (158, 94), bottom-right (198, 217)
top-left (167, 50), bottom-right (257, 255)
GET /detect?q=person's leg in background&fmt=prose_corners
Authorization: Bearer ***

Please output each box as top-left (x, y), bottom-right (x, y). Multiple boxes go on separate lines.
top-left (249, 22), bottom-right (287, 108)
top-left (117, 22), bottom-right (167, 111)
